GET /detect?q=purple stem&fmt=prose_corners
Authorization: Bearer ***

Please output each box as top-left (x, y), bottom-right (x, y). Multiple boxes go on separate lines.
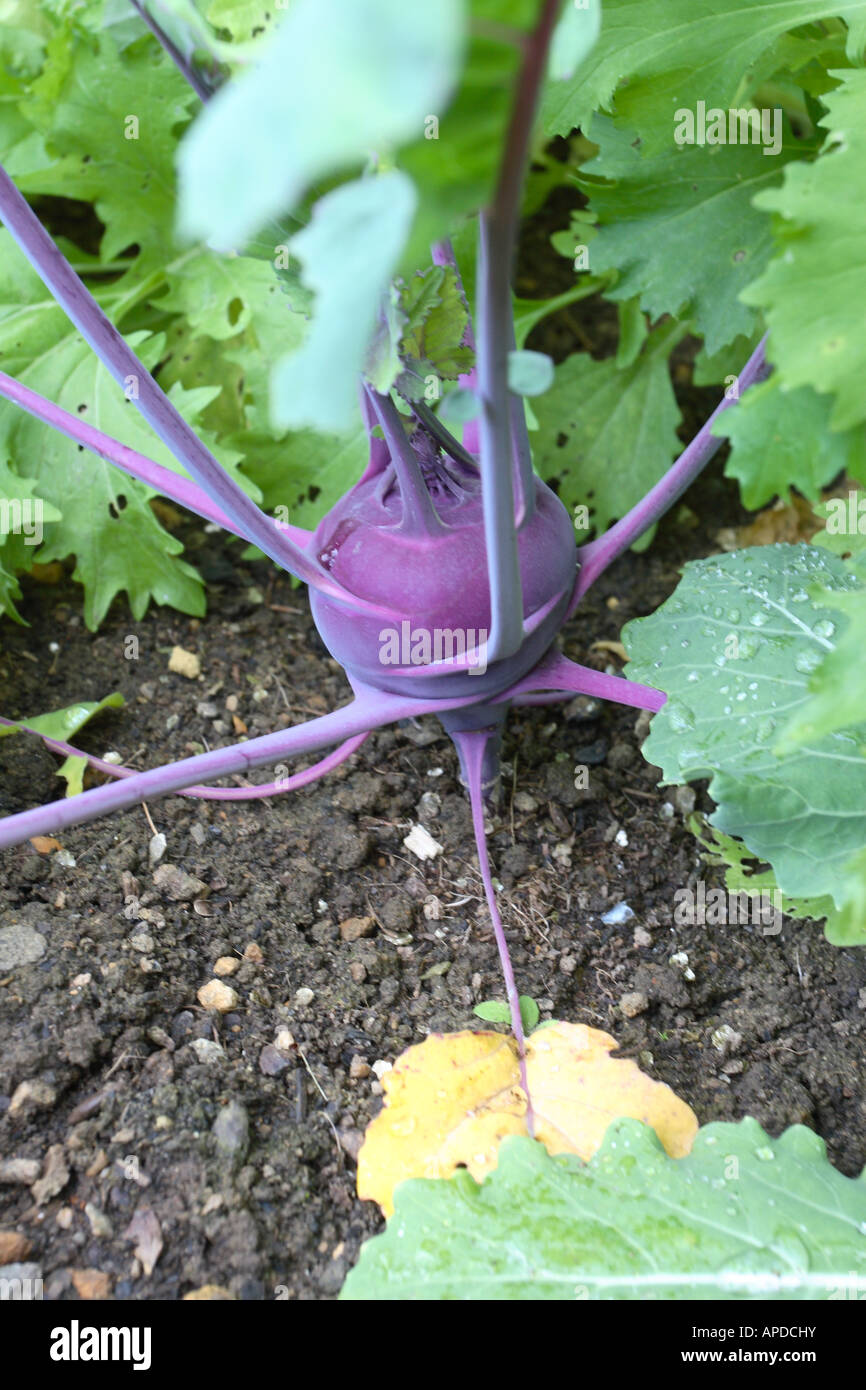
top-left (475, 210), bottom-right (524, 661)
top-left (0, 164), bottom-right (369, 608)
top-left (506, 650), bottom-right (666, 712)
top-left (364, 387), bottom-right (445, 535)
top-left (474, 0), bottom-right (560, 661)
top-left (0, 368), bottom-right (312, 549)
top-left (0, 680), bottom-right (501, 849)
top-left (129, 0), bottom-right (217, 102)
top-left (451, 726), bottom-right (534, 1133)
top-left (0, 715), bottom-right (367, 800)
top-left (571, 335), bottom-right (770, 607)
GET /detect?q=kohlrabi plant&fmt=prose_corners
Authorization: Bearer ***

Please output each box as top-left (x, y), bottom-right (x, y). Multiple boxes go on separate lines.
top-left (2, 0), bottom-right (866, 1300)
top-left (0, 0), bottom-right (772, 1080)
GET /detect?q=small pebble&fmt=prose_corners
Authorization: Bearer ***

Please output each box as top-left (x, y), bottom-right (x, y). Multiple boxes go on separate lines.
top-left (0, 1158), bottom-right (41, 1185)
top-left (633, 926), bottom-right (652, 948)
top-left (294, 987), bottom-right (314, 1007)
top-left (213, 956), bottom-right (239, 977)
top-left (259, 1044), bottom-right (291, 1077)
top-left (197, 980), bottom-right (238, 1013)
top-left (148, 833), bottom-right (167, 867)
top-left (620, 991), bottom-right (649, 1018)
top-left (190, 1039), bottom-right (225, 1064)
top-left (349, 1056), bottom-right (371, 1079)
top-left (168, 646), bottom-right (200, 679)
top-left (244, 942), bottom-right (264, 963)
top-left (338, 916), bottom-right (374, 942)
top-left (403, 824), bottom-right (443, 861)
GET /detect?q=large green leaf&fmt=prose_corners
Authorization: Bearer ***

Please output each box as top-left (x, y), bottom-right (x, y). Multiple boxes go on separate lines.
top-left (342, 1122), bottom-right (866, 1300)
top-left (18, 31), bottom-right (196, 265)
top-left (742, 68), bottom-right (866, 430)
top-left (541, 0), bottom-right (866, 147)
top-left (576, 117), bottom-right (808, 354)
top-left (713, 376), bottom-right (866, 509)
top-left (532, 319), bottom-right (685, 542)
top-left (176, 0), bottom-right (464, 249)
top-left (623, 544), bottom-right (866, 942)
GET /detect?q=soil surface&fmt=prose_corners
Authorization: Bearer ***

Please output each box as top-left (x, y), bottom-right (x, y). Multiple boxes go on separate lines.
top-left (1, 189), bottom-right (865, 1302)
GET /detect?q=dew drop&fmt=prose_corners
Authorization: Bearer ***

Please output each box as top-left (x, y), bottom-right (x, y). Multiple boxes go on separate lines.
top-left (795, 650), bottom-right (822, 674)
top-left (813, 618), bottom-right (836, 639)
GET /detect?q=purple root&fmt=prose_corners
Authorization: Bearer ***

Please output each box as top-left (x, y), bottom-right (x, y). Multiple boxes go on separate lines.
top-left (0, 715), bottom-right (368, 800)
top-left (504, 650), bottom-right (666, 712)
top-left (450, 726), bottom-right (534, 1133)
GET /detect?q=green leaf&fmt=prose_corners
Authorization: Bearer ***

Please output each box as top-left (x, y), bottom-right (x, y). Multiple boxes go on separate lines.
top-left (532, 319), bottom-right (685, 543)
top-left (742, 68), bottom-right (866, 430)
top-left (1, 691), bottom-right (125, 797)
top-left (576, 116), bottom-right (809, 355)
top-left (507, 350), bottom-right (554, 397)
top-left (615, 298), bottom-right (648, 369)
top-left (473, 1000), bottom-right (511, 1023)
top-left (778, 581), bottom-right (866, 749)
top-left (540, 0), bottom-right (866, 148)
top-left (176, 0), bottom-right (464, 249)
top-left (713, 376), bottom-right (866, 510)
top-left (236, 424), bottom-right (371, 531)
top-left (812, 490), bottom-right (866, 565)
top-left (623, 544), bottom-right (866, 942)
top-left (396, 265), bottom-right (473, 399)
top-left (270, 173), bottom-right (418, 432)
top-left (519, 995), bottom-right (540, 1033)
top-left (18, 33), bottom-right (197, 265)
top-left (342, 1121), bottom-right (866, 1299)
top-left (548, 0), bottom-right (601, 82)
top-left (438, 387), bottom-right (479, 426)
top-left (690, 815), bottom-right (837, 929)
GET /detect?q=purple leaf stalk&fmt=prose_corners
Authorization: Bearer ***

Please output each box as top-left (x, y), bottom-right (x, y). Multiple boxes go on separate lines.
top-left (0, 1), bottom-right (770, 1120)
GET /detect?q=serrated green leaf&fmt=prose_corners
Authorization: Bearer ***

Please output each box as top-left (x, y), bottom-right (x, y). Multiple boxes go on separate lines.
top-left (532, 320), bottom-right (685, 543)
top-left (18, 32), bottom-right (197, 265)
top-left (576, 116), bottom-right (809, 354)
top-left (235, 424), bottom-right (370, 531)
top-left (623, 544), bottom-right (866, 941)
top-left (540, 0), bottom-right (866, 148)
top-left (342, 1120), bottom-right (866, 1300)
top-left (270, 173), bottom-right (417, 432)
top-left (713, 376), bottom-right (866, 510)
top-left (689, 815), bottom-right (837, 927)
top-left (742, 68), bottom-right (866, 430)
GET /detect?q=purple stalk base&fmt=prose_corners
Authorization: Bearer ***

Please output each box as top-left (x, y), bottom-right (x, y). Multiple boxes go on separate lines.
top-left (0, 715), bottom-right (368, 800)
top-left (452, 726), bottom-right (534, 1134)
top-left (571, 335), bottom-right (770, 609)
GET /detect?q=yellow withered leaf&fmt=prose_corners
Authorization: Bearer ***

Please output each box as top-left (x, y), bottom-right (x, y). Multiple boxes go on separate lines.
top-left (358, 1022), bottom-right (698, 1216)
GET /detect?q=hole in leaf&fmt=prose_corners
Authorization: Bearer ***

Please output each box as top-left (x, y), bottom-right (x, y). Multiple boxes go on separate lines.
top-left (227, 297), bottom-right (244, 326)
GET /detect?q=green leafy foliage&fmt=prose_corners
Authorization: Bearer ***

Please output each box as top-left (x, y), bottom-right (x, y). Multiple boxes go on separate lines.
top-left (623, 545), bottom-right (866, 942)
top-left (743, 68), bottom-right (866, 430)
top-left (540, 0), bottom-right (866, 147)
top-left (473, 996), bottom-right (540, 1032)
top-left (533, 319), bottom-right (685, 542)
top-left (575, 116), bottom-right (809, 354)
top-left (713, 377), bottom-right (866, 510)
top-left (342, 1120), bottom-right (866, 1299)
